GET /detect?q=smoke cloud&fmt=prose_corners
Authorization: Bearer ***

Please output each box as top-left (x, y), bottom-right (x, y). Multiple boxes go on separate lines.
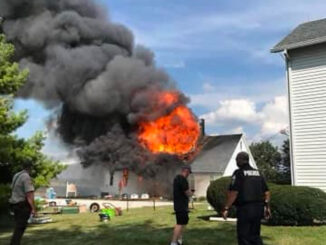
top-left (0, 0), bottom-right (193, 188)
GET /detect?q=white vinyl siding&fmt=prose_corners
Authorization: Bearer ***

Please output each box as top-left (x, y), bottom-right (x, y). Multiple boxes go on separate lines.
top-left (288, 44), bottom-right (326, 192)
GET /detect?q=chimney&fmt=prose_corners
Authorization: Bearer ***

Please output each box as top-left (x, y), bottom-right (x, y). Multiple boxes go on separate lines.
top-left (199, 118), bottom-right (205, 137)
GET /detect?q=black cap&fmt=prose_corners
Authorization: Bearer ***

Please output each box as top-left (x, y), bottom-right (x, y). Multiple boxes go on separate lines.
top-left (182, 165), bottom-right (192, 173)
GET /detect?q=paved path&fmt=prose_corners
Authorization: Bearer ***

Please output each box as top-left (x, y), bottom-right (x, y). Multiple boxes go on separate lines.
top-left (50, 198), bottom-right (173, 210)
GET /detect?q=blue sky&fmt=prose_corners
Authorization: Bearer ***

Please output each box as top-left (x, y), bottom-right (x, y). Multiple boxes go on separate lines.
top-left (14, 0), bottom-right (326, 157)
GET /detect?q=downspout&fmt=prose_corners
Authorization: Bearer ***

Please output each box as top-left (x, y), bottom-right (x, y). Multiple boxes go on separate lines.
top-left (284, 49), bottom-right (296, 186)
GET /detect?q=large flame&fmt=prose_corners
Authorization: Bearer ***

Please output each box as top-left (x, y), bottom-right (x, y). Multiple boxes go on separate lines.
top-left (138, 92), bottom-right (200, 155)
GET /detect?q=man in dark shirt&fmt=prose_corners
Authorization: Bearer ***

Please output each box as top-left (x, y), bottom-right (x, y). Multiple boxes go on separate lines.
top-left (170, 165), bottom-right (194, 245)
top-left (222, 152), bottom-right (271, 245)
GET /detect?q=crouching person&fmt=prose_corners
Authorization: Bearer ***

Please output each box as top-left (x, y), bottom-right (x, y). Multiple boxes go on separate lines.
top-left (9, 160), bottom-right (36, 245)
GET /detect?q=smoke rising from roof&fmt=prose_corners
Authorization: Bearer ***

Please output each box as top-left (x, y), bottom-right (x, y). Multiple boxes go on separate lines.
top-left (0, 0), bottom-right (194, 188)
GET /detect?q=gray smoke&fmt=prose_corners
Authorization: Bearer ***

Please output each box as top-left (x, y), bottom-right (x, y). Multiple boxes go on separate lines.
top-left (0, 0), bottom-right (193, 186)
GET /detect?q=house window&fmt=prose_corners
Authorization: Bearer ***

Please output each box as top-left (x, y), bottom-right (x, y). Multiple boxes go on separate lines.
top-left (240, 141), bottom-right (243, 150)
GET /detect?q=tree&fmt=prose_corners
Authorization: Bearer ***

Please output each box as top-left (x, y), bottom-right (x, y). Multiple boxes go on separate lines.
top-left (0, 34), bottom-right (65, 188)
top-left (278, 139), bottom-right (291, 184)
top-left (250, 139), bottom-right (291, 184)
top-left (79, 124), bottom-right (151, 186)
top-left (250, 141), bottom-right (281, 183)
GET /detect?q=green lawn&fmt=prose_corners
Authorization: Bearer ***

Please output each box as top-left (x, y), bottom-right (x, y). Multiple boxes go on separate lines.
top-left (0, 204), bottom-right (325, 245)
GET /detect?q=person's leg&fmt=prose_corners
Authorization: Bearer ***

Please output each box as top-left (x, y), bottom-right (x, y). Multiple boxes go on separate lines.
top-left (249, 204), bottom-right (264, 245)
top-left (177, 212), bottom-right (189, 244)
top-left (237, 207), bottom-right (251, 245)
top-left (171, 225), bottom-right (183, 244)
top-left (249, 219), bottom-right (263, 245)
top-left (172, 212), bottom-right (188, 245)
top-left (10, 203), bottom-right (30, 245)
top-left (177, 225), bottom-right (186, 244)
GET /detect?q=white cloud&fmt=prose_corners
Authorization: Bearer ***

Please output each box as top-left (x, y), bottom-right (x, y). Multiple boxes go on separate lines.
top-left (202, 82), bottom-right (216, 92)
top-left (113, 0), bottom-right (326, 63)
top-left (258, 96), bottom-right (288, 135)
top-left (226, 126), bottom-right (244, 134)
top-left (160, 60), bottom-right (185, 69)
top-left (200, 96), bottom-right (289, 138)
top-left (190, 77), bottom-right (286, 109)
top-left (203, 99), bottom-right (258, 124)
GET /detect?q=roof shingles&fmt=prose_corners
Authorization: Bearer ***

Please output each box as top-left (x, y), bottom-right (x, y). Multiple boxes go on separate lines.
top-left (191, 134), bottom-right (242, 174)
top-left (271, 18), bottom-right (326, 53)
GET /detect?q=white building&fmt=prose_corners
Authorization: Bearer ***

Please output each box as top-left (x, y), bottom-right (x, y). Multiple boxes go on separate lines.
top-left (50, 133), bottom-right (256, 198)
top-left (190, 134), bottom-right (257, 197)
top-left (272, 18), bottom-right (326, 192)
top-left (51, 164), bottom-right (145, 198)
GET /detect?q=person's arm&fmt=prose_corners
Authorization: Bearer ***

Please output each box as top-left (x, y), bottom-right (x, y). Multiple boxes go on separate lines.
top-left (222, 170), bottom-right (242, 220)
top-left (264, 191), bottom-right (271, 219)
top-left (222, 191), bottom-right (238, 219)
top-left (264, 190), bottom-right (271, 203)
top-left (23, 175), bottom-right (36, 215)
top-left (225, 191), bottom-right (238, 209)
top-left (261, 177), bottom-right (271, 219)
top-left (185, 189), bottom-right (195, 197)
top-left (181, 177), bottom-right (193, 197)
top-left (26, 191), bottom-right (36, 215)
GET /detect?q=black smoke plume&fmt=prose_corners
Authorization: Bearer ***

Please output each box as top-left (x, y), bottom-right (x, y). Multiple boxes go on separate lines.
top-left (0, 0), bottom-right (192, 192)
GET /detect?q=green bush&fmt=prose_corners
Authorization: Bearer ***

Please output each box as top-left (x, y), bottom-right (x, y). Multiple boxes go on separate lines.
top-left (35, 199), bottom-right (47, 212)
top-left (207, 177), bottom-right (326, 226)
top-left (196, 196), bottom-right (207, 202)
top-left (206, 177), bottom-right (236, 217)
top-left (269, 185), bottom-right (326, 226)
top-left (0, 184), bottom-right (11, 215)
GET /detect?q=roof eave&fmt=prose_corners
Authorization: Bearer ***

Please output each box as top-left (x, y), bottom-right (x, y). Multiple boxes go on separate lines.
top-left (270, 47), bottom-right (284, 53)
top-left (271, 36), bottom-right (326, 53)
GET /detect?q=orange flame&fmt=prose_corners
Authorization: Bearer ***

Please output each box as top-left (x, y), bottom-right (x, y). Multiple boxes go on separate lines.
top-left (138, 92), bottom-right (200, 155)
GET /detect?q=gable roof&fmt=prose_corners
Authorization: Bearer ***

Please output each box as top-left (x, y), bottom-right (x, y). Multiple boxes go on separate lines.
top-left (271, 18), bottom-right (326, 53)
top-left (191, 134), bottom-right (242, 173)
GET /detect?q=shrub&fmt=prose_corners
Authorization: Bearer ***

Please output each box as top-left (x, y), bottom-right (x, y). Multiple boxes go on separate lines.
top-left (207, 177), bottom-right (326, 226)
top-left (35, 199), bottom-right (47, 212)
top-left (269, 185), bottom-right (326, 226)
top-left (206, 177), bottom-right (236, 217)
top-left (197, 196), bottom-right (207, 202)
top-left (0, 184), bottom-right (11, 215)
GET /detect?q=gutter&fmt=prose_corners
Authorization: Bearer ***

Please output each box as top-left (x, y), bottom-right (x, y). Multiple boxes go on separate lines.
top-left (284, 50), bottom-right (296, 186)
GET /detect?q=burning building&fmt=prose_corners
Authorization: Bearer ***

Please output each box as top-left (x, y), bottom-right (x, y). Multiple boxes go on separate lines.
top-left (0, 0), bottom-right (200, 195)
top-left (50, 129), bottom-right (257, 198)
top-left (1, 0), bottom-right (257, 198)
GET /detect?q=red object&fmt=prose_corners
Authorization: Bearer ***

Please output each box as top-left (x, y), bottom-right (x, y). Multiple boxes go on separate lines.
top-left (119, 169), bottom-right (129, 191)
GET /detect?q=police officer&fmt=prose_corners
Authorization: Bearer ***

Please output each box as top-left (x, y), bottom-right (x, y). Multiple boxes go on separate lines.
top-left (9, 160), bottom-right (36, 245)
top-left (222, 152), bottom-right (271, 245)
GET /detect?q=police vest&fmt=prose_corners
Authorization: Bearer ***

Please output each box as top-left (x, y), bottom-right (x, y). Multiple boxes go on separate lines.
top-left (237, 168), bottom-right (265, 205)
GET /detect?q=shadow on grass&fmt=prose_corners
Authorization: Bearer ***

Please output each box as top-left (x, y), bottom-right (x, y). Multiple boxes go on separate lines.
top-left (0, 214), bottom-right (274, 245)
top-left (0, 214), bottom-right (14, 231)
top-left (0, 222), bottom-right (242, 245)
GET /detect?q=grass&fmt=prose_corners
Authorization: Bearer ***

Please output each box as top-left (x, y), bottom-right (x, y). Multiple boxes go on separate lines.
top-left (0, 204), bottom-right (326, 245)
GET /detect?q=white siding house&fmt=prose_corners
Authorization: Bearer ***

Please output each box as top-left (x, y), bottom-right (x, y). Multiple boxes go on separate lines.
top-left (51, 164), bottom-right (147, 197)
top-left (190, 134), bottom-right (257, 197)
top-left (272, 18), bottom-right (326, 192)
top-left (50, 134), bottom-right (256, 198)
